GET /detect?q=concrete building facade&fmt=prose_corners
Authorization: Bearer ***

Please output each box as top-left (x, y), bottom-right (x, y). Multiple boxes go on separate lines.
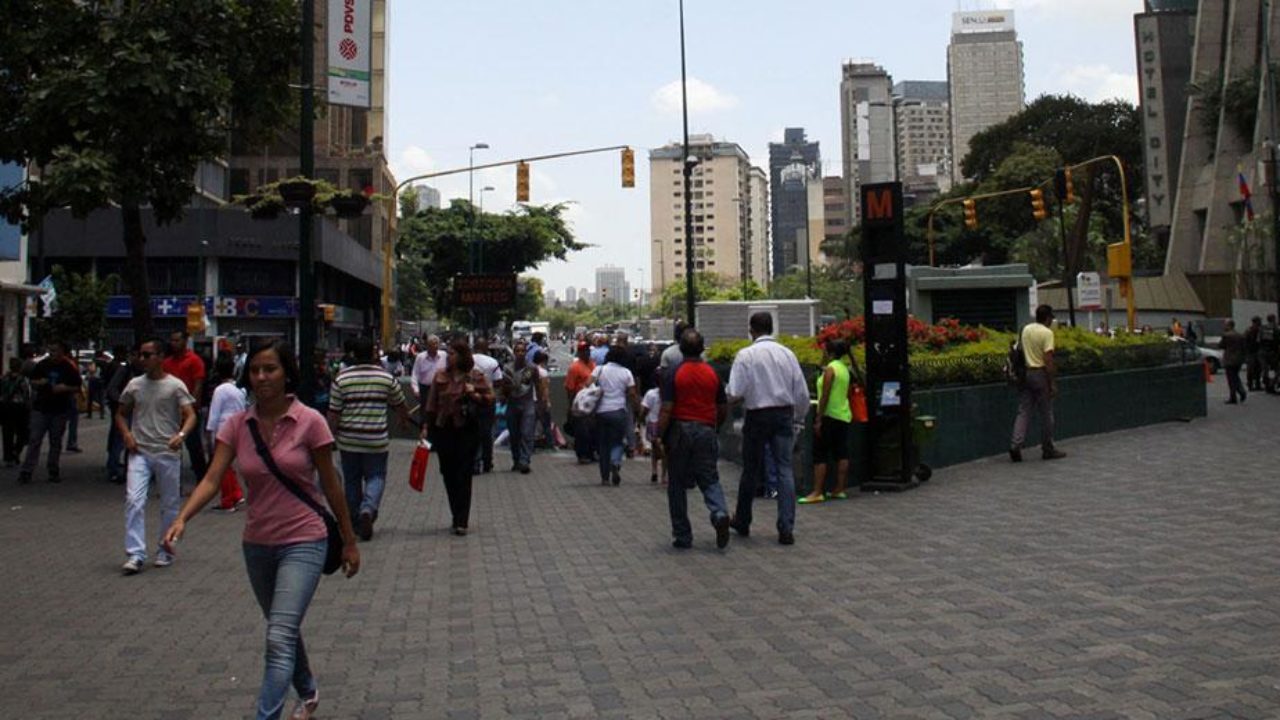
top-left (840, 61), bottom-right (897, 227)
top-left (767, 129), bottom-right (821, 278)
top-left (822, 176), bottom-right (849, 253)
top-left (947, 10), bottom-right (1025, 183)
top-left (1164, 0), bottom-right (1278, 296)
top-left (747, 166), bottom-right (770, 289)
top-left (595, 265), bottom-right (628, 307)
top-left (893, 80), bottom-right (953, 205)
top-left (650, 135), bottom-right (754, 294)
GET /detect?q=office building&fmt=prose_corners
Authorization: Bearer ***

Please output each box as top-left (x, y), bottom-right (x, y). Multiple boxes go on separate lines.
top-left (565, 286), bottom-right (577, 304)
top-left (411, 183), bottom-right (442, 211)
top-left (38, 0), bottom-right (395, 348)
top-left (893, 80), bottom-right (952, 204)
top-left (947, 10), bottom-right (1025, 184)
top-left (747, 166), bottom-right (770, 288)
top-left (768, 129), bottom-right (821, 277)
top-left (1165, 0), bottom-right (1276, 289)
top-left (544, 289), bottom-right (557, 307)
top-left (822, 176), bottom-right (849, 252)
top-left (595, 265), bottom-right (628, 306)
top-left (840, 62), bottom-right (897, 226)
top-left (650, 134), bottom-right (756, 295)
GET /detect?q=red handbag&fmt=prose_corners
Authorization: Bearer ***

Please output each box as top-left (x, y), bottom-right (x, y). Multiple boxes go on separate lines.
top-left (850, 383), bottom-right (869, 424)
top-left (409, 440), bottom-right (431, 492)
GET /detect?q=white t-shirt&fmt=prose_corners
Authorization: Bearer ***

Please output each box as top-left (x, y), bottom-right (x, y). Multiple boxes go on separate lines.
top-left (641, 388), bottom-right (661, 425)
top-left (472, 353), bottom-right (502, 385)
top-left (591, 363), bottom-right (635, 414)
top-left (206, 381), bottom-right (247, 434)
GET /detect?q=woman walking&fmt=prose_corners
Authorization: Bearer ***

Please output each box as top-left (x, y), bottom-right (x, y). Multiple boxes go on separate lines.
top-left (206, 355), bottom-right (247, 511)
top-left (424, 340), bottom-right (494, 536)
top-left (164, 340), bottom-right (359, 720)
top-left (0, 357), bottom-right (31, 466)
top-left (801, 338), bottom-right (861, 504)
top-left (592, 345), bottom-right (638, 486)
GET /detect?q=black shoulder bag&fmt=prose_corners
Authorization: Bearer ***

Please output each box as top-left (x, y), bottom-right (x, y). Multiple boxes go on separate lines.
top-left (246, 418), bottom-right (344, 575)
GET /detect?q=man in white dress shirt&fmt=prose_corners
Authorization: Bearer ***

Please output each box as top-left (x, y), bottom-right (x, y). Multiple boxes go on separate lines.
top-left (726, 312), bottom-right (810, 545)
top-left (471, 338), bottom-right (504, 474)
top-left (411, 335), bottom-right (446, 424)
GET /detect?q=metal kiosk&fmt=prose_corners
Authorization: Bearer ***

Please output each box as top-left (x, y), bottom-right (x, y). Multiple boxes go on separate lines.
top-left (860, 182), bottom-right (921, 492)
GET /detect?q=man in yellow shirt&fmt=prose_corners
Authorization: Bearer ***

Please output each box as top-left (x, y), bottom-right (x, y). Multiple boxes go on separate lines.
top-left (1010, 304), bottom-right (1067, 462)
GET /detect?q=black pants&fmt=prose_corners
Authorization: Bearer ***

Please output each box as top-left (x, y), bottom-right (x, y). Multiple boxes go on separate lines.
top-left (1226, 363), bottom-right (1246, 403)
top-left (0, 402), bottom-right (29, 463)
top-left (473, 405), bottom-right (495, 472)
top-left (183, 423), bottom-right (207, 479)
top-left (432, 423), bottom-right (479, 529)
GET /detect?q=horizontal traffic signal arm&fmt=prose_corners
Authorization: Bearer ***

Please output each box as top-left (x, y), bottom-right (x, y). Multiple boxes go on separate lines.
top-left (392, 144), bottom-right (635, 196)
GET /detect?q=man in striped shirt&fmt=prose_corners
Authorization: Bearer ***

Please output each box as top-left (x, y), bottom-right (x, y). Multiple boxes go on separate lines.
top-left (327, 337), bottom-right (414, 541)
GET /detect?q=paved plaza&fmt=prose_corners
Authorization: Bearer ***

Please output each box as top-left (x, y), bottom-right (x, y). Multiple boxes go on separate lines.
top-left (1, 380), bottom-right (1278, 719)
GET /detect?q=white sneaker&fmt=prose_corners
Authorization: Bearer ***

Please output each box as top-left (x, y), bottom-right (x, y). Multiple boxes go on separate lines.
top-left (121, 558), bottom-right (143, 575)
top-left (289, 690), bottom-right (319, 719)
top-left (153, 553), bottom-right (174, 568)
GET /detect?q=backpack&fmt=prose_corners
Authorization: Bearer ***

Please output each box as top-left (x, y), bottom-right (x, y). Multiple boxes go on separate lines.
top-left (571, 384), bottom-right (603, 417)
top-left (0, 374), bottom-right (30, 406)
top-left (1004, 334), bottom-right (1027, 387)
top-left (504, 364), bottom-right (535, 399)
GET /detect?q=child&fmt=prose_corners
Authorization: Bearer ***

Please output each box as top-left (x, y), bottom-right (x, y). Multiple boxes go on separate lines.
top-left (640, 378), bottom-right (666, 485)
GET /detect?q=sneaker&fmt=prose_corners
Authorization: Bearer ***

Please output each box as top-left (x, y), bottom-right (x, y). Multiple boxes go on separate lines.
top-left (1009, 447), bottom-right (1023, 463)
top-left (764, 489), bottom-right (778, 500)
top-left (650, 472), bottom-right (658, 484)
top-left (121, 557), bottom-right (143, 575)
top-left (713, 515), bottom-right (731, 550)
top-left (611, 466), bottom-right (622, 486)
top-left (1042, 449), bottom-right (1067, 461)
top-left (65, 446), bottom-right (82, 454)
top-left (357, 512), bottom-right (374, 542)
top-left (672, 538), bottom-right (692, 550)
top-left (518, 464), bottom-right (531, 475)
top-left (289, 690), bottom-right (319, 720)
top-left (729, 517), bottom-right (750, 538)
top-left (153, 553), bottom-right (174, 568)
top-left (778, 531), bottom-right (795, 546)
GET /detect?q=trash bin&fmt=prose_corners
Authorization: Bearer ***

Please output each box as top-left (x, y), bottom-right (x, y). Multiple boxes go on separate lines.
top-left (868, 411), bottom-right (935, 484)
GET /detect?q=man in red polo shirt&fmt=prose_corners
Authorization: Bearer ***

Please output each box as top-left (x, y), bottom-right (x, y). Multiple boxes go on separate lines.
top-left (163, 330), bottom-right (207, 479)
top-left (658, 327), bottom-right (730, 550)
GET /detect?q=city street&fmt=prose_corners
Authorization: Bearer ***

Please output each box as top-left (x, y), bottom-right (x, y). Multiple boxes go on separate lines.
top-left (1, 379), bottom-right (1277, 719)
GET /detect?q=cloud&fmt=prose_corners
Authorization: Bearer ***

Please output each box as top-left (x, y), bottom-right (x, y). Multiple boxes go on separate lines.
top-left (391, 145), bottom-right (436, 184)
top-left (1056, 64), bottom-right (1139, 104)
top-left (651, 77), bottom-right (739, 115)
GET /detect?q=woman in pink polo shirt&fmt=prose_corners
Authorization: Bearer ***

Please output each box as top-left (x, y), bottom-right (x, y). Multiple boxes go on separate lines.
top-left (165, 340), bottom-right (359, 720)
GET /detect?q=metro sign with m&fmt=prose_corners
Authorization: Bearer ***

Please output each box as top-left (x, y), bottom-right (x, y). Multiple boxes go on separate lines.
top-left (862, 186), bottom-right (896, 225)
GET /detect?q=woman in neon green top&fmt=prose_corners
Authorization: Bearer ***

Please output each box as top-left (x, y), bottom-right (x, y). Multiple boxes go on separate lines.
top-left (801, 338), bottom-right (861, 504)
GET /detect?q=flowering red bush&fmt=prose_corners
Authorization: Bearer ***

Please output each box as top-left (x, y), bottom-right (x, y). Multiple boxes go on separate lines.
top-left (816, 315), bottom-right (987, 351)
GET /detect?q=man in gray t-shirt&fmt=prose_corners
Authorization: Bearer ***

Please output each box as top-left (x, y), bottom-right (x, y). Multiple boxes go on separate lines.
top-left (116, 339), bottom-right (196, 574)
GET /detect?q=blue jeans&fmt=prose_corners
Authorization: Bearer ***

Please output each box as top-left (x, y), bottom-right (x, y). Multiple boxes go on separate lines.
top-left (243, 539), bottom-right (326, 720)
top-left (123, 451), bottom-right (181, 561)
top-left (666, 421), bottom-right (729, 542)
top-left (21, 410), bottom-right (66, 476)
top-left (340, 450), bottom-right (388, 521)
top-left (736, 407), bottom-right (797, 534)
top-left (507, 400), bottom-right (536, 468)
top-left (595, 409), bottom-right (628, 481)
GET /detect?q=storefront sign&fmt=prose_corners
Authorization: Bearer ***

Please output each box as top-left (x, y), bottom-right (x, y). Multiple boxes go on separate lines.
top-left (453, 273), bottom-right (517, 308)
top-left (1135, 15), bottom-right (1172, 229)
top-left (107, 296), bottom-right (299, 318)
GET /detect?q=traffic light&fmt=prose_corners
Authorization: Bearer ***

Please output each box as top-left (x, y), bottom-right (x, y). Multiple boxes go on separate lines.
top-left (962, 199), bottom-right (978, 230)
top-left (185, 302), bottom-right (205, 335)
top-left (516, 161), bottom-right (530, 202)
top-left (1029, 188), bottom-right (1047, 222)
top-left (1055, 167), bottom-right (1075, 204)
top-left (621, 148), bottom-right (635, 188)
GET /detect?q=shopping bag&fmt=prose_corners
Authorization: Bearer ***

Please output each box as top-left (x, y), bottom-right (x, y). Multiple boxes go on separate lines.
top-left (850, 383), bottom-right (869, 423)
top-left (409, 440), bottom-right (431, 492)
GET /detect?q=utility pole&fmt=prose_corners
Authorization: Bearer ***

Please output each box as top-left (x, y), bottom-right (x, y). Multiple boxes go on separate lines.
top-left (679, 0), bottom-right (696, 327)
top-left (297, 0), bottom-right (316, 402)
top-left (1055, 173), bottom-right (1076, 327)
top-left (1264, 0), bottom-right (1280, 313)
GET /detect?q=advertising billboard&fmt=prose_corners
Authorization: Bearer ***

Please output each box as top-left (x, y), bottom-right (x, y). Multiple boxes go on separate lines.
top-left (328, 0), bottom-right (372, 108)
top-left (952, 10), bottom-right (1015, 34)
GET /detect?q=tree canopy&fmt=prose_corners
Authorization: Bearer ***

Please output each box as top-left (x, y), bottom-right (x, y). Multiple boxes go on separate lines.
top-left (38, 266), bottom-right (114, 349)
top-left (0, 0), bottom-right (300, 341)
top-left (396, 200), bottom-right (585, 326)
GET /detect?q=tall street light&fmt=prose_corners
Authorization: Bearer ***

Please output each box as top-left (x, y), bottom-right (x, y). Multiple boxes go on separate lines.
top-left (469, 142), bottom-right (489, 273)
top-left (297, 0), bottom-right (317, 402)
top-left (679, 0), bottom-right (696, 326)
top-left (1263, 0), bottom-right (1280, 314)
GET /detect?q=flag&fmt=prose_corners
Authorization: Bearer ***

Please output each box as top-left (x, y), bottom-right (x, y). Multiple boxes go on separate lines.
top-left (1238, 169), bottom-right (1255, 222)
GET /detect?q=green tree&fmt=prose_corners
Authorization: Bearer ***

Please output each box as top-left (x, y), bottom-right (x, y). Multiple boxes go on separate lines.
top-left (38, 266), bottom-right (115, 349)
top-left (0, 1), bottom-right (299, 342)
top-left (396, 200), bottom-right (584, 325)
top-left (769, 266), bottom-right (862, 319)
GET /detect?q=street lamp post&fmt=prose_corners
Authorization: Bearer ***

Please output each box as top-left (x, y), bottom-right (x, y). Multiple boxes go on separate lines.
top-left (679, 0), bottom-right (696, 326)
top-left (1264, 0), bottom-right (1280, 312)
top-left (297, 0), bottom-right (317, 403)
top-left (468, 142), bottom-right (489, 273)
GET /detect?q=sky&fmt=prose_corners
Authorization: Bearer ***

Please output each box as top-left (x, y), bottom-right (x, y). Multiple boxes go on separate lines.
top-left (386, 0), bottom-right (1146, 302)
